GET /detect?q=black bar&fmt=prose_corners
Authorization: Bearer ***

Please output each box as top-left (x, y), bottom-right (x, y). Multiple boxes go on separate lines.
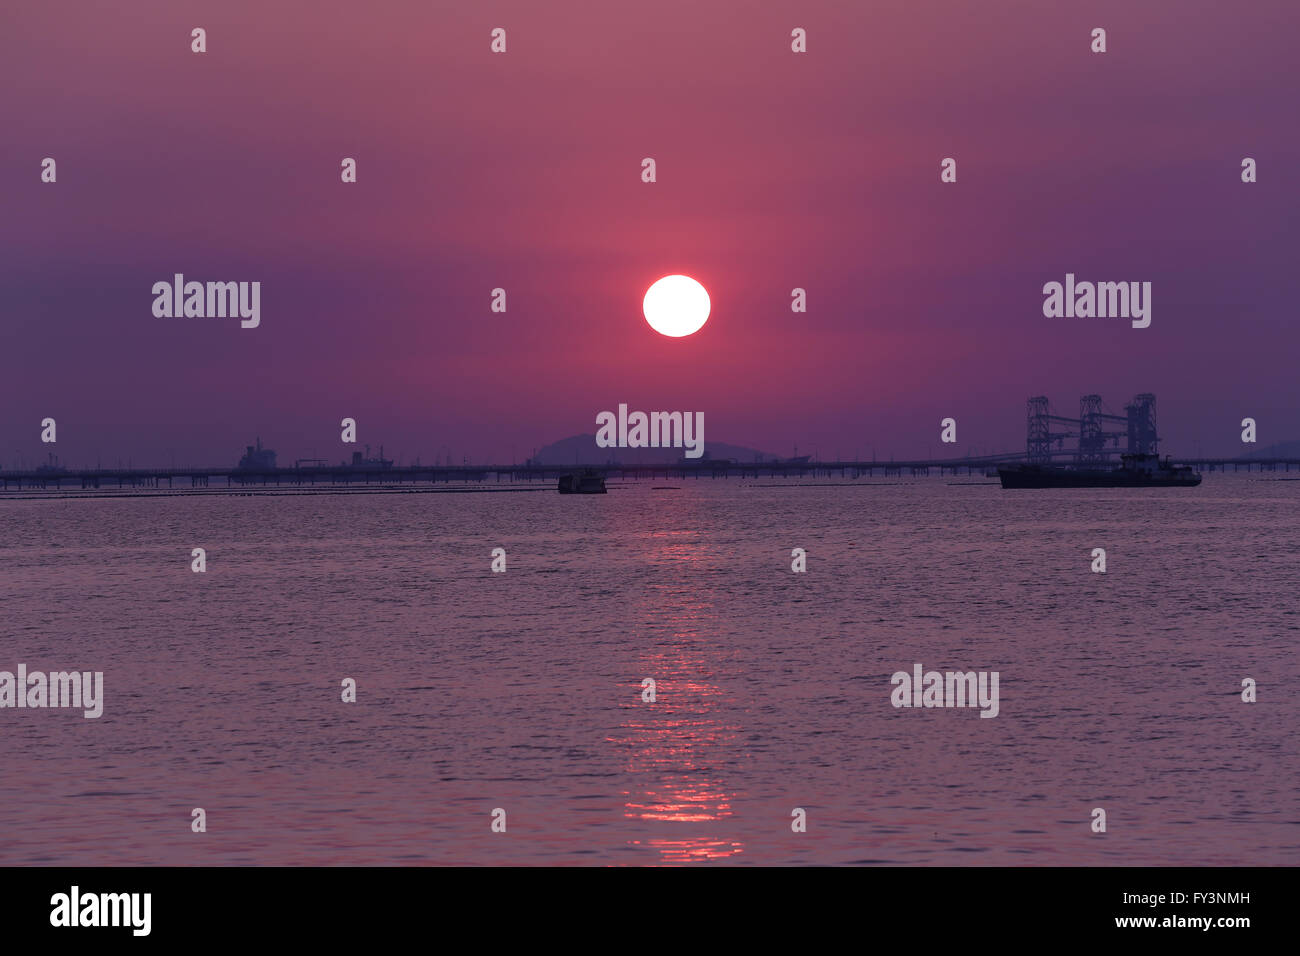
top-left (0, 866), bottom-right (1277, 943)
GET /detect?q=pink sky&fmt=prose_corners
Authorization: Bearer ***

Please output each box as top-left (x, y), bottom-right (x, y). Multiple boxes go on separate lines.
top-left (2, 0), bottom-right (1297, 466)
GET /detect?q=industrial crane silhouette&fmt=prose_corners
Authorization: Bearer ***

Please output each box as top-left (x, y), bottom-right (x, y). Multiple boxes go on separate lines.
top-left (1027, 393), bottom-right (1158, 464)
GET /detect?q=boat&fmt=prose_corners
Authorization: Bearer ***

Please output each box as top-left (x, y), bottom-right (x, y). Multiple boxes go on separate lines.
top-left (557, 470), bottom-right (607, 494)
top-left (997, 453), bottom-right (1201, 489)
top-left (237, 438), bottom-right (277, 470)
top-left (343, 445), bottom-right (393, 469)
top-left (35, 452), bottom-right (68, 475)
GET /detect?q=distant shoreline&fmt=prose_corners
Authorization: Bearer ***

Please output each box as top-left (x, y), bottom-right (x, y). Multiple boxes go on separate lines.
top-left (0, 471), bottom-right (1281, 502)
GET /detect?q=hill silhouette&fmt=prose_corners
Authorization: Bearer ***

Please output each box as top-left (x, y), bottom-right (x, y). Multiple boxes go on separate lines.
top-left (1245, 440), bottom-right (1300, 459)
top-left (529, 434), bottom-right (782, 466)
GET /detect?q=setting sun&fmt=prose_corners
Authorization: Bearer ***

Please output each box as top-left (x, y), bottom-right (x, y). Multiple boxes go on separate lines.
top-left (643, 275), bottom-right (710, 337)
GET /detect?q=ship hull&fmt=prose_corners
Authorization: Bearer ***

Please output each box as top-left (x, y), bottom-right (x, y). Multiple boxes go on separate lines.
top-left (998, 467), bottom-right (1201, 489)
top-left (557, 474), bottom-right (607, 494)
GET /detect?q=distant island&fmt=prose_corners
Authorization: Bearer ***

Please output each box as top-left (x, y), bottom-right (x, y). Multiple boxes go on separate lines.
top-left (527, 434), bottom-right (790, 466)
top-left (1245, 440), bottom-right (1300, 460)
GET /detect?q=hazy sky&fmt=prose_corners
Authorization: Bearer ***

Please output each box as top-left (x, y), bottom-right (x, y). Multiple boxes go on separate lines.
top-left (2, 0), bottom-right (1297, 467)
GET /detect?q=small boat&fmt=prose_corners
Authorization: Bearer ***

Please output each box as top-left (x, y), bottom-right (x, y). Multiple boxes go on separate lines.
top-left (557, 470), bottom-right (607, 494)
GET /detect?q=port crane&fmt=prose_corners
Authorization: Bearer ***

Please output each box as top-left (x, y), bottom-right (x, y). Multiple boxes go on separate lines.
top-left (1027, 393), bottom-right (1159, 464)
top-left (1026, 396), bottom-right (1077, 463)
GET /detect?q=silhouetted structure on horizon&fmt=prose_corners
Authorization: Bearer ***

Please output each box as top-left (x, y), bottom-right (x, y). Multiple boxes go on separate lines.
top-left (1027, 393), bottom-right (1159, 464)
top-left (238, 438), bottom-right (277, 470)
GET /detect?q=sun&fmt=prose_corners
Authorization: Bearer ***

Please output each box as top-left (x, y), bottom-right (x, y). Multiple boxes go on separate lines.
top-left (643, 275), bottom-right (710, 337)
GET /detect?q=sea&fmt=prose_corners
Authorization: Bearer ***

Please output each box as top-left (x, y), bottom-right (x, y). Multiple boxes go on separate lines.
top-left (1, 475), bottom-right (1296, 865)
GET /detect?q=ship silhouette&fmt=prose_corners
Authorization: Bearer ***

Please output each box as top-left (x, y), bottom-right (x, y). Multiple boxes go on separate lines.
top-left (237, 438), bottom-right (276, 470)
top-left (557, 470), bottom-right (606, 494)
top-left (35, 452), bottom-right (68, 475)
top-left (343, 445), bottom-right (393, 469)
top-left (998, 453), bottom-right (1201, 488)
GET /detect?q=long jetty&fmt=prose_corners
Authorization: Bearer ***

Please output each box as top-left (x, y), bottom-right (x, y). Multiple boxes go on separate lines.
top-left (4, 454), bottom-right (1300, 491)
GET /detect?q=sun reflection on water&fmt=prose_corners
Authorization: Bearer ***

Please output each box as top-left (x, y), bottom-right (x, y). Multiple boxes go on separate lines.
top-left (611, 525), bottom-right (745, 862)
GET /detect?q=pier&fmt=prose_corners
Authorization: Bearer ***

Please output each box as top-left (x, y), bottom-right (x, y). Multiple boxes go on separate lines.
top-left (3, 393), bottom-right (1292, 492)
top-left (3, 454), bottom-right (1299, 492)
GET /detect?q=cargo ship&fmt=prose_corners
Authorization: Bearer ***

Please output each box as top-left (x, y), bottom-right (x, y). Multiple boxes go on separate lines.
top-left (998, 453), bottom-right (1201, 489)
top-left (343, 445), bottom-right (393, 469)
top-left (237, 438), bottom-right (277, 470)
top-left (35, 452), bottom-right (68, 475)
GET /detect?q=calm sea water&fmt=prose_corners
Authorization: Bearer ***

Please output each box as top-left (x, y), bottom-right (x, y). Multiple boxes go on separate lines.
top-left (1, 476), bottom-right (1296, 865)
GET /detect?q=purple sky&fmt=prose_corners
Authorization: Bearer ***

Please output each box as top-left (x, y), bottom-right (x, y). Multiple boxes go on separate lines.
top-left (2, 0), bottom-right (1297, 467)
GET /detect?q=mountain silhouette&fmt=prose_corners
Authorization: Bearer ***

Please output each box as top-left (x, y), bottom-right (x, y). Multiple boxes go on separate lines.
top-left (528, 434), bottom-right (782, 466)
top-left (1244, 440), bottom-right (1300, 459)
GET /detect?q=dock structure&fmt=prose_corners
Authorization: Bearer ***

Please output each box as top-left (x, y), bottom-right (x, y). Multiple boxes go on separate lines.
top-left (1, 394), bottom-right (1291, 492)
top-left (2, 454), bottom-right (1298, 492)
